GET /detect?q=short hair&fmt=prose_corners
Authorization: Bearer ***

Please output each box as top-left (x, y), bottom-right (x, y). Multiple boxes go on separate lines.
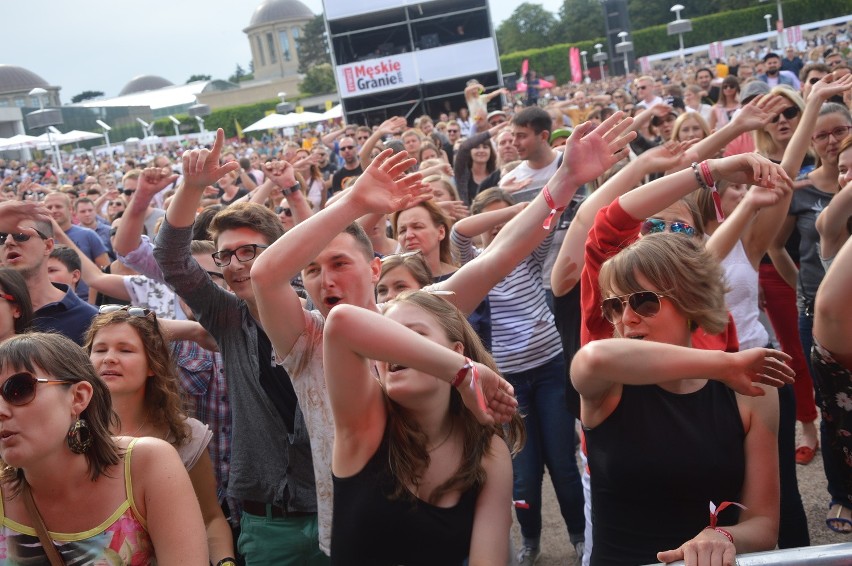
top-left (754, 87), bottom-right (805, 155)
top-left (0, 267), bottom-right (33, 334)
top-left (470, 187), bottom-right (515, 216)
top-left (342, 222), bottom-right (375, 262)
top-left (122, 169), bottom-right (142, 184)
top-left (511, 106), bottom-right (551, 135)
top-left (208, 202), bottom-right (284, 247)
top-left (800, 62), bottom-right (830, 82)
top-left (695, 67), bottom-right (714, 79)
top-left (0, 333), bottom-right (121, 493)
top-left (85, 310), bottom-right (190, 447)
top-left (191, 204), bottom-right (224, 241)
top-left (391, 201), bottom-right (455, 266)
top-left (598, 233), bottom-right (729, 335)
top-left (44, 191), bottom-right (71, 209)
top-left (49, 245), bottom-right (82, 273)
top-left (401, 129), bottom-right (422, 140)
top-left (74, 197), bottom-right (95, 211)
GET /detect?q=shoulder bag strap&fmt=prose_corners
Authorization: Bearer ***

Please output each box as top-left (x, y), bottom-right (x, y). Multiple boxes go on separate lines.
top-left (21, 482), bottom-right (66, 566)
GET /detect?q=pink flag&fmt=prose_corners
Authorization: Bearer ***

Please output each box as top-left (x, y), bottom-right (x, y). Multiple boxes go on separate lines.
top-left (521, 58), bottom-right (529, 77)
top-left (570, 47), bottom-right (582, 83)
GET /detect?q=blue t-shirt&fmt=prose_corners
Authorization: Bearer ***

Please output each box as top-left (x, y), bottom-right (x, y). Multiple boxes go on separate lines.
top-left (33, 283), bottom-right (98, 345)
top-left (66, 225), bottom-right (108, 300)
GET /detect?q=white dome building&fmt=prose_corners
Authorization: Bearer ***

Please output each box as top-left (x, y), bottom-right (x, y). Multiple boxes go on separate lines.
top-left (244, 0), bottom-right (315, 82)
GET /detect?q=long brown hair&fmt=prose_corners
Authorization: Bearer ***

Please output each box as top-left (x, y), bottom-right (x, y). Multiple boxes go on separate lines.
top-left (381, 291), bottom-right (524, 504)
top-left (84, 310), bottom-right (190, 446)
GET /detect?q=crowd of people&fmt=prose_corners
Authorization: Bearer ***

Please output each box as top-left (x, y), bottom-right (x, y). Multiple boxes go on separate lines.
top-left (0, 30), bottom-right (851, 566)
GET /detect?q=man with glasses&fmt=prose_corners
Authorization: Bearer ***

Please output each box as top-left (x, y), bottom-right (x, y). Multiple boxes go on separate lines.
top-left (0, 201), bottom-right (96, 344)
top-left (634, 76), bottom-right (663, 110)
top-left (155, 130), bottom-right (324, 565)
top-left (330, 136), bottom-right (362, 197)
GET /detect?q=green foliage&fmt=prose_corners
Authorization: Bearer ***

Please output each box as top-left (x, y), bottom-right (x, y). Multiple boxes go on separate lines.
top-left (299, 64), bottom-right (336, 96)
top-left (298, 15), bottom-right (332, 73)
top-left (186, 74), bottom-right (212, 83)
top-left (496, 3), bottom-right (559, 53)
top-left (149, 98), bottom-right (281, 139)
top-left (555, 0), bottom-right (605, 44)
top-left (70, 91), bottom-right (104, 103)
top-left (228, 64), bottom-right (255, 84)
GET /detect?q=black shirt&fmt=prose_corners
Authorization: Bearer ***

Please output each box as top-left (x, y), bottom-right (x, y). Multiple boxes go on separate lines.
top-left (256, 326), bottom-right (298, 432)
top-left (331, 164), bottom-right (363, 196)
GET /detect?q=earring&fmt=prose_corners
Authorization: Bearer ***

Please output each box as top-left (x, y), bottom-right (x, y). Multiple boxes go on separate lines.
top-left (67, 417), bottom-right (93, 454)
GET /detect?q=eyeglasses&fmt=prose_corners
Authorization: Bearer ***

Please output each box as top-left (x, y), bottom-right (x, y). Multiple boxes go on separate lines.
top-left (339, 146), bottom-right (355, 151)
top-left (109, 227), bottom-right (118, 236)
top-left (275, 206), bottom-right (292, 217)
top-left (636, 85), bottom-right (648, 90)
top-left (109, 201), bottom-right (124, 207)
top-left (812, 125), bottom-right (852, 144)
top-left (120, 189), bottom-right (135, 196)
top-left (211, 243), bottom-right (269, 267)
top-left (0, 372), bottom-right (71, 407)
top-left (771, 106), bottom-right (801, 123)
top-left (447, 129), bottom-right (459, 134)
top-left (808, 76), bottom-right (824, 85)
top-left (723, 85), bottom-right (738, 90)
top-left (601, 291), bottom-right (669, 324)
top-left (640, 218), bottom-right (696, 237)
top-left (0, 228), bottom-right (49, 246)
top-left (98, 304), bottom-right (155, 318)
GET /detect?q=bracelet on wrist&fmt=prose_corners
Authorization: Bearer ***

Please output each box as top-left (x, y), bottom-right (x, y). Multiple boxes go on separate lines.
top-left (215, 558), bottom-right (237, 566)
top-left (541, 185), bottom-right (566, 230)
top-left (281, 182), bottom-right (301, 196)
top-left (703, 526), bottom-right (734, 544)
top-left (451, 358), bottom-right (473, 388)
top-left (693, 161), bottom-right (725, 222)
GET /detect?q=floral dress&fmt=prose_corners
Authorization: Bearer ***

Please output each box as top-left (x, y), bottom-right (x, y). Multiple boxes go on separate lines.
top-left (812, 340), bottom-right (852, 506)
top-left (0, 438), bottom-right (155, 565)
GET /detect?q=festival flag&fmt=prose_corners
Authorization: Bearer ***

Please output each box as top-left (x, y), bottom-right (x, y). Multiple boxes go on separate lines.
top-left (234, 119), bottom-right (244, 140)
top-left (570, 47), bottom-right (582, 84)
top-left (521, 58), bottom-right (529, 78)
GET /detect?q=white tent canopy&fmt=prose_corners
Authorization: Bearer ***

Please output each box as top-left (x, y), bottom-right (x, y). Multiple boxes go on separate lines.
top-left (35, 130), bottom-right (104, 149)
top-left (243, 111), bottom-right (327, 132)
top-left (0, 134), bottom-right (41, 151)
top-left (320, 104), bottom-right (342, 120)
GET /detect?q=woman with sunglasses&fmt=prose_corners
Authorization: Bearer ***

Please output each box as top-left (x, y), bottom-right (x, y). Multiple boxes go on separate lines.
top-left (0, 268), bottom-right (32, 343)
top-left (0, 332), bottom-right (207, 563)
top-left (571, 234), bottom-right (793, 566)
top-left (85, 307), bottom-right (234, 565)
top-left (709, 75), bottom-right (741, 131)
top-left (107, 196), bottom-right (127, 222)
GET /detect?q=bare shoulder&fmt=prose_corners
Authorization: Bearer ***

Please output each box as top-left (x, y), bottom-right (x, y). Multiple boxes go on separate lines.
top-left (735, 384), bottom-right (779, 433)
top-left (482, 434), bottom-right (512, 469)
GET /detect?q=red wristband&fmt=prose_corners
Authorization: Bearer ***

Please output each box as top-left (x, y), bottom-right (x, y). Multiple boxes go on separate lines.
top-left (704, 526), bottom-right (734, 544)
top-left (451, 358), bottom-right (473, 388)
top-left (699, 161), bottom-right (725, 222)
top-left (541, 186), bottom-right (566, 230)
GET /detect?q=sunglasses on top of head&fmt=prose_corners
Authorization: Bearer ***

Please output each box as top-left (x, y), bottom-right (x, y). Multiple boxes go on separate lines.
top-left (98, 304), bottom-right (156, 320)
top-left (601, 291), bottom-right (670, 324)
top-left (0, 371), bottom-right (71, 407)
top-left (640, 218), bottom-right (696, 237)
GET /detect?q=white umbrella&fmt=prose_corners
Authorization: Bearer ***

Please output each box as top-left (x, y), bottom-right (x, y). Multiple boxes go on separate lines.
top-left (0, 134), bottom-right (41, 150)
top-left (243, 113), bottom-right (290, 132)
top-left (320, 104), bottom-right (342, 120)
top-left (278, 111), bottom-right (325, 127)
top-left (59, 130), bottom-right (104, 144)
top-left (243, 111), bottom-right (328, 132)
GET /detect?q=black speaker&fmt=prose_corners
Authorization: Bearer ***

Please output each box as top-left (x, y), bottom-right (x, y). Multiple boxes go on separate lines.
top-left (25, 109), bottom-right (63, 130)
top-left (503, 73), bottom-right (517, 92)
top-left (601, 0), bottom-right (632, 72)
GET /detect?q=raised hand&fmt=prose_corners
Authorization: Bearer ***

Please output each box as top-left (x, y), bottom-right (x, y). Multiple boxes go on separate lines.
top-left (458, 362), bottom-right (517, 425)
top-left (731, 93), bottom-right (790, 132)
top-left (437, 200), bottom-right (470, 221)
top-left (552, 111), bottom-right (636, 200)
top-left (263, 160), bottom-right (297, 189)
top-left (743, 182), bottom-right (787, 210)
top-left (0, 200), bottom-right (51, 233)
top-left (719, 347), bottom-right (795, 397)
top-left (709, 153), bottom-right (792, 190)
top-left (640, 139), bottom-right (699, 174)
top-left (181, 128), bottom-right (240, 190)
top-left (138, 166), bottom-right (178, 200)
top-left (348, 149), bottom-right (431, 214)
top-left (378, 116), bottom-right (407, 135)
top-left (499, 176), bottom-right (532, 194)
top-left (810, 72), bottom-right (852, 102)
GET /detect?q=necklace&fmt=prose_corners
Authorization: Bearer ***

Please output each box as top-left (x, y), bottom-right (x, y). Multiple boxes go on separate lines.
top-left (427, 418), bottom-right (455, 453)
top-left (129, 418), bottom-right (148, 437)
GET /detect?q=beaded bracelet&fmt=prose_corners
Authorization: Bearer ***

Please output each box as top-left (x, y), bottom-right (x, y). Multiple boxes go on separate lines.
top-left (541, 186), bottom-right (566, 230)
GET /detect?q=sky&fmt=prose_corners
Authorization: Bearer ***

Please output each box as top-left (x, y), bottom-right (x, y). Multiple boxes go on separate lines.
top-left (2, 0), bottom-right (564, 103)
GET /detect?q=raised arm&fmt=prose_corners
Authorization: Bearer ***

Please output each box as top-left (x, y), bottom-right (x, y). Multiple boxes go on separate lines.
top-left (114, 167), bottom-right (177, 257)
top-left (263, 160), bottom-right (313, 224)
top-left (359, 117), bottom-right (406, 170)
top-left (815, 182), bottom-right (852, 261)
top-left (50, 220), bottom-right (130, 300)
top-left (814, 235), bottom-right (852, 366)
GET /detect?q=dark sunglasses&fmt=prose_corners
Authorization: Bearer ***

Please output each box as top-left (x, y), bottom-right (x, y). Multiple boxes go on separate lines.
top-left (211, 243), bottom-right (269, 267)
top-left (808, 77), bottom-right (823, 85)
top-left (109, 227), bottom-right (118, 236)
top-left (275, 206), bottom-right (293, 217)
top-left (109, 201), bottom-right (125, 207)
top-left (640, 218), bottom-right (696, 237)
top-left (339, 146), bottom-right (355, 151)
top-left (120, 189), bottom-right (135, 196)
top-left (0, 228), bottom-right (49, 246)
top-left (98, 304), bottom-right (155, 319)
top-left (601, 291), bottom-right (669, 324)
top-left (771, 106), bottom-right (800, 123)
top-left (0, 372), bottom-right (70, 407)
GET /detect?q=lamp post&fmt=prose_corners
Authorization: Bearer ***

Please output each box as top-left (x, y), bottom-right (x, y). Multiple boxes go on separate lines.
top-left (760, 0), bottom-right (785, 50)
top-left (580, 50), bottom-right (589, 81)
top-left (592, 43), bottom-right (607, 81)
top-left (764, 14), bottom-right (772, 36)
top-left (616, 31), bottom-right (633, 76)
top-left (168, 115), bottom-right (181, 139)
top-left (26, 88), bottom-right (63, 178)
top-left (95, 119), bottom-right (112, 155)
top-left (667, 4), bottom-right (692, 63)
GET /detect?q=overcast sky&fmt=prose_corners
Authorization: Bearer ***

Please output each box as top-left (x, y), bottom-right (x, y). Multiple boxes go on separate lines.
top-left (3, 0), bottom-right (563, 102)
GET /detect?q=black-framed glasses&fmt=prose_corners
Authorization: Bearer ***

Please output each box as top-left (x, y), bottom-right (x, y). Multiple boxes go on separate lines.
top-left (601, 291), bottom-right (669, 324)
top-left (120, 189), bottom-right (135, 196)
top-left (813, 126), bottom-right (852, 144)
top-left (109, 227), bottom-right (119, 236)
top-left (771, 106), bottom-right (801, 123)
top-left (275, 206), bottom-right (292, 217)
top-left (640, 218), bottom-right (696, 237)
top-left (211, 244), bottom-right (269, 267)
top-left (0, 228), bottom-right (49, 246)
top-left (98, 304), bottom-right (155, 319)
top-left (0, 372), bottom-right (71, 407)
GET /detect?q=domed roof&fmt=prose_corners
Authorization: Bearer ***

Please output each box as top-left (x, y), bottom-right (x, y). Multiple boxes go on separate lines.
top-left (119, 75), bottom-right (174, 96)
top-left (248, 0), bottom-right (314, 28)
top-left (0, 65), bottom-right (50, 94)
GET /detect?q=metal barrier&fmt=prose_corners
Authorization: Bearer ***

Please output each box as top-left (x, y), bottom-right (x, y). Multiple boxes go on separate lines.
top-left (645, 542), bottom-right (852, 565)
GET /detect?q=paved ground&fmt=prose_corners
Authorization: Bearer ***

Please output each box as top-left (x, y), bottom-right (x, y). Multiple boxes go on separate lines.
top-left (511, 424), bottom-right (850, 565)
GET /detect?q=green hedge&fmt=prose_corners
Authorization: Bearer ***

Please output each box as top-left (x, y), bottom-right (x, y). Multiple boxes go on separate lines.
top-left (500, 0), bottom-right (849, 80)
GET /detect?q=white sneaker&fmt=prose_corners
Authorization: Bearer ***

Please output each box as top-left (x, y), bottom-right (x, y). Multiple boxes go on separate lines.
top-left (516, 545), bottom-right (541, 566)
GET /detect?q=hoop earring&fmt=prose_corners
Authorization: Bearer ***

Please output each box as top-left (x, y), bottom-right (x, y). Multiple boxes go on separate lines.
top-left (67, 417), bottom-right (93, 454)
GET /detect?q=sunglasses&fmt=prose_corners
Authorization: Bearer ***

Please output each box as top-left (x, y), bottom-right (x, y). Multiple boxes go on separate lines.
top-left (601, 291), bottom-right (669, 324)
top-left (109, 201), bottom-right (125, 207)
top-left (808, 76), bottom-right (824, 85)
top-left (0, 372), bottom-right (70, 407)
top-left (120, 189), bottom-right (135, 196)
top-left (98, 304), bottom-right (155, 319)
top-left (640, 218), bottom-right (696, 237)
top-left (339, 146), bottom-right (355, 151)
top-left (0, 228), bottom-right (49, 246)
top-left (771, 106), bottom-right (800, 123)
top-left (275, 206), bottom-right (292, 217)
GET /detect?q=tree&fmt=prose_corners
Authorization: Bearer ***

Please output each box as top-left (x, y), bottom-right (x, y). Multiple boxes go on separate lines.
top-left (555, 0), bottom-right (605, 44)
top-left (297, 15), bottom-right (331, 73)
top-left (299, 64), bottom-right (336, 95)
top-left (496, 3), bottom-right (558, 54)
top-left (229, 64), bottom-right (247, 83)
top-left (70, 90), bottom-right (104, 103)
top-left (186, 74), bottom-right (212, 83)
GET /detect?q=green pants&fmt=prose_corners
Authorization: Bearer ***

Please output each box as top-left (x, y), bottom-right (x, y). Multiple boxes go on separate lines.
top-left (239, 510), bottom-right (329, 565)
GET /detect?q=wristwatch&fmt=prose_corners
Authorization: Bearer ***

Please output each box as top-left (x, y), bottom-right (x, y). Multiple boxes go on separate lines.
top-left (216, 558), bottom-right (237, 566)
top-left (281, 182), bottom-right (301, 196)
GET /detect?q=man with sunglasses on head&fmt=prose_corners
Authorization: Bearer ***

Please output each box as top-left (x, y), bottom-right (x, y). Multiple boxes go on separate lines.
top-left (329, 136), bottom-right (362, 198)
top-left (154, 130), bottom-right (325, 566)
top-left (0, 201), bottom-right (97, 345)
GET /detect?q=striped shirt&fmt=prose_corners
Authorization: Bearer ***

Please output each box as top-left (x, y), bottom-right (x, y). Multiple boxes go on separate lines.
top-left (451, 228), bottom-right (563, 374)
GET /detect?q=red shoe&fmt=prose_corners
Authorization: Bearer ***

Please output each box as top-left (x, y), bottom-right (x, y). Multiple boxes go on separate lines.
top-left (795, 441), bottom-right (819, 465)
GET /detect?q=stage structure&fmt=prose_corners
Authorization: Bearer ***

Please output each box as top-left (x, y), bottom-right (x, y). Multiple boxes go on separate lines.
top-left (323, 0), bottom-right (503, 123)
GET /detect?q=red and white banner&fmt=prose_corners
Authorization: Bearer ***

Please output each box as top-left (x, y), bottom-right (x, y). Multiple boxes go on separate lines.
top-left (569, 48), bottom-right (582, 84)
top-left (639, 57), bottom-right (651, 73)
top-left (786, 26), bottom-right (802, 44)
top-left (708, 42), bottom-right (725, 61)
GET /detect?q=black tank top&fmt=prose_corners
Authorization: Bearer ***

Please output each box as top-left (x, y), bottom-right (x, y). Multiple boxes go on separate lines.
top-left (586, 380), bottom-right (746, 566)
top-left (330, 430), bottom-right (477, 565)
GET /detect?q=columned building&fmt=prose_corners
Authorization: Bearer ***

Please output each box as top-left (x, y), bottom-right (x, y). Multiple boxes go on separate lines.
top-left (244, 0), bottom-right (314, 82)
